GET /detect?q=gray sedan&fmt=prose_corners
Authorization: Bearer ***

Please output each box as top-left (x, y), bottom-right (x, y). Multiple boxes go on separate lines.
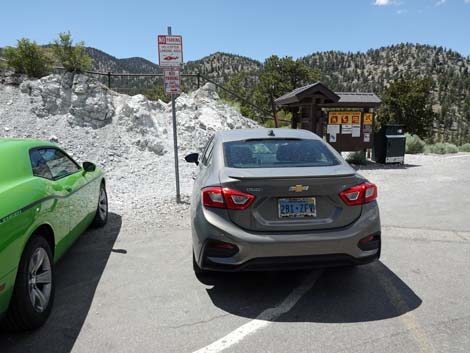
top-left (185, 128), bottom-right (381, 274)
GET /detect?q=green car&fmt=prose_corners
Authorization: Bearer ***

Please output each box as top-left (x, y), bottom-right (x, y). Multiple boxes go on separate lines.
top-left (0, 139), bottom-right (108, 330)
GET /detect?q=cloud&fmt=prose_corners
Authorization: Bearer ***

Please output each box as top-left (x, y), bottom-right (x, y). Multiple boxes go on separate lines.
top-left (465, 0), bottom-right (470, 4)
top-left (373, 0), bottom-right (403, 6)
top-left (374, 0), bottom-right (392, 5)
top-left (435, 0), bottom-right (446, 5)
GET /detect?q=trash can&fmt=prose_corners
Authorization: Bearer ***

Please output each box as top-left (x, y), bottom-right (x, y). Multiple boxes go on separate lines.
top-left (373, 124), bottom-right (406, 164)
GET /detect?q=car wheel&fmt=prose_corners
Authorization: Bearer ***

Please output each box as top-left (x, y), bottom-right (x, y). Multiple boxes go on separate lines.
top-left (193, 252), bottom-right (220, 285)
top-left (1, 235), bottom-right (54, 331)
top-left (193, 252), bottom-right (204, 274)
top-left (91, 183), bottom-right (108, 228)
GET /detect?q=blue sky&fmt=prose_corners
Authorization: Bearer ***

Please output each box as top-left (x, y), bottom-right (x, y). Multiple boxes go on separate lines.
top-left (1, 0), bottom-right (469, 63)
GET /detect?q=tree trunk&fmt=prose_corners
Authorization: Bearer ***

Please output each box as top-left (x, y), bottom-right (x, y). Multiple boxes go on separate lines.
top-left (291, 109), bottom-right (298, 129)
top-left (270, 92), bottom-right (279, 128)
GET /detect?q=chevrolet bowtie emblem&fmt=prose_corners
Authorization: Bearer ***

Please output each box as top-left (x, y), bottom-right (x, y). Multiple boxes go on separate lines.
top-left (289, 185), bottom-right (309, 192)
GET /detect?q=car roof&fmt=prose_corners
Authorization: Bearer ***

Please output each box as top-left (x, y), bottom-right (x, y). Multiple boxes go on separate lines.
top-left (0, 138), bottom-right (56, 150)
top-left (215, 128), bottom-right (321, 143)
top-left (0, 139), bottom-right (58, 183)
top-left (0, 139), bottom-right (53, 185)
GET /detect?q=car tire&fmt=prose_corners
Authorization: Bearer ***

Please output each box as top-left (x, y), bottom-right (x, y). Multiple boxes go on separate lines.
top-left (193, 252), bottom-right (204, 274)
top-left (193, 252), bottom-right (217, 284)
top-left (91, 182), bottom-right (108, 228)
top-left (1, 235), bottom-right (55, 331)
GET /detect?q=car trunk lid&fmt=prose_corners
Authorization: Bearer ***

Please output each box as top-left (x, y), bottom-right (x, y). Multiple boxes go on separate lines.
top-left (219, 166), bottom-right (364, 232)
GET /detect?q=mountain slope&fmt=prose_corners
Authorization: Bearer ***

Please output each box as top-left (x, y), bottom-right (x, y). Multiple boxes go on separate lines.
top-left (77, 44), bottom-right (469, 139)
top-left (302, 43), bottom-right (470, 97)
top-left (301, 43), bottom-right (470, 133)
top-left (184, 52), bottom-right (262, 83)
top-left (3, 43), bottom-right (469, 134)
top-left (84, 48), bottom-right (262, 82)
top-left (84, 47), bottom-right (160, 73)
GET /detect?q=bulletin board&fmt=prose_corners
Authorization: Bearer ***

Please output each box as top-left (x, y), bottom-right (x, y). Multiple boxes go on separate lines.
top-left (326, 111), bottom-right (374, 151)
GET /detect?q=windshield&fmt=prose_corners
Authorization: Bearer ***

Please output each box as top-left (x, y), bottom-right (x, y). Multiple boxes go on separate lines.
top-left (223, 139), bottom-right (340, 168)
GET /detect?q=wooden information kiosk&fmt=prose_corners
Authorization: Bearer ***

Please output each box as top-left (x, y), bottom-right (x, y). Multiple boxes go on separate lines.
top-left (275, 82), bottom-right (381, 152)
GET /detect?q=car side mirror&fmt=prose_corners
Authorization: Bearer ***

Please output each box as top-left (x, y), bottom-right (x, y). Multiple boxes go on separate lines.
top-left (185, 153), bottom-right (199, 166)
top-left (83, 161), bottom-right (97, 172)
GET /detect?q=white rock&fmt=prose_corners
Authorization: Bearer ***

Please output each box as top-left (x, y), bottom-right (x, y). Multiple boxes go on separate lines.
top-left (0, 73), bottom-right (260, 224)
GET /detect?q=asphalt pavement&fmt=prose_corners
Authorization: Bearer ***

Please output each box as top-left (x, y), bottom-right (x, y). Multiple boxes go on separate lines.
top-left (1, 154), bottom-right (469, 353)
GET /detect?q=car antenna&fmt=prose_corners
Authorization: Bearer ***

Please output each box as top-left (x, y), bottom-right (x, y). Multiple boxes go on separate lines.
top-left (268, 129), bottom-right (275, 136)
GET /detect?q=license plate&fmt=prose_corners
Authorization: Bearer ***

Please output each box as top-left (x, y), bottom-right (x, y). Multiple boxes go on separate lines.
top-left (278, 198), bottom-right (316, 218)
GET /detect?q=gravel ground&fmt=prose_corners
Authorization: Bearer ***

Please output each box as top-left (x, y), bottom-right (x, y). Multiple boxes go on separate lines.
top-left (1, 75), bottom-right (469, 353)
top-left (0, 152), bottom-right (469, 353)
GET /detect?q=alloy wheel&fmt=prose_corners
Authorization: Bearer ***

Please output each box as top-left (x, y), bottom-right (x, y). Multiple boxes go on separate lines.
top-left (98, 188), bottom-right (108, 220)
top-left (27, 247), bottom-right (52, 313)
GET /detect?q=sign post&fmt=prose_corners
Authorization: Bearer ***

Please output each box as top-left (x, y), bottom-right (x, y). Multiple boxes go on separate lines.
top-left (159, 27), bottom-right (183, 203)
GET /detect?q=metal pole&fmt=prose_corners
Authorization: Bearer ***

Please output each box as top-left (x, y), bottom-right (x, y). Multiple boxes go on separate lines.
top-left (168, 26), bottom-right (181, 204)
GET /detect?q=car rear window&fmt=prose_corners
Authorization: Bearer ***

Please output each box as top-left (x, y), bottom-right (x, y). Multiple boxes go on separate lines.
top-left (223, 139), bottom-right (340, 168)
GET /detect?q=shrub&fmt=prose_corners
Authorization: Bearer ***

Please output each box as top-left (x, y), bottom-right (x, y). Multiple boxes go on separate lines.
top-left (145, 85), bottom-right (170, 103)
top-left (0, 58), bottom-right (7, 71)
top-left (425, 143), bottom-right (446, 154)
top-left (459, 143), bottom-right (470, 152)
top-left (346, 151), bottom-right (367, 165)
top-left (405, 133), bottom-right (425, 154)
top-left (3, 38), bottom-right (51, 78)
top-left (445, 143), bottom-right (459, 154)
top-left (425, 143), bottom-right (459, 154)
top-left (52, 32), bottom-right (92, 72)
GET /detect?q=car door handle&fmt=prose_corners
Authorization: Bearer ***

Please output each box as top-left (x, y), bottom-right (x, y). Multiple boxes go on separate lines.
top-left (65, 186), bottom-right (73, 193)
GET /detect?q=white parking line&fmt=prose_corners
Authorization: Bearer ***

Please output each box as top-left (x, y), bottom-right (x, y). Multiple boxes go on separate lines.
top-left (192, 270), bottom-right (323, 353)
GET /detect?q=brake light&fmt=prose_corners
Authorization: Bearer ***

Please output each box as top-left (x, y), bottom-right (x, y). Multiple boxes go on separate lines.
top-left (201, 187), bottom-right (255, 210)
top-left (339, 182), bottom-right (377, 206)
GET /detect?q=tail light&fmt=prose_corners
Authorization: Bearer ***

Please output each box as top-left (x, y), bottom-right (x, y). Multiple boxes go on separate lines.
top-left (339, 182), bottom-right (377, 206)
top-left (202, 186), bottom-right (255, 210)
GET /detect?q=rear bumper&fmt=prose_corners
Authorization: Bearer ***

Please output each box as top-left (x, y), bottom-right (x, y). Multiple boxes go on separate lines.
top-left (203, 252), bottom-right (380, 272)
top-left (192, 201), bottom-right (381, 272)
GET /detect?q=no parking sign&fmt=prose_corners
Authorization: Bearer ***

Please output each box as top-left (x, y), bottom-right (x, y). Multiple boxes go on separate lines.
top-left (163, 69), bottom-right (181, 94)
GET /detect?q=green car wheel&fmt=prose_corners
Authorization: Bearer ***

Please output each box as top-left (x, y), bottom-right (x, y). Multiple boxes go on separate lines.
top-left (1, 235), bottom-right (54, 331)
top-left (91, 183), bottom-right (108, 228)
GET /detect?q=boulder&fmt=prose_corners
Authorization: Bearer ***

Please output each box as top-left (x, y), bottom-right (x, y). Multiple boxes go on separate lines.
top-left (193, 82), bottom-right (219, 102)
top-left (22, 73), bottom-right (73, 117)
top-left (68, 74), bottom-right (114, 128)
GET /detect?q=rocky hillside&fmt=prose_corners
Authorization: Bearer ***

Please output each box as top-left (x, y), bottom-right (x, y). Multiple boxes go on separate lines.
top-left (302, 43), bottom-right (470, 108)
top-left (84, 47), bottom-right (160, 73)
top-left (0, 73), bottom-right (258, 219)
top-left (184, 52), bottom-right (262, 83)
top-left (84, 48), bottom-right (261, 81)
top-left (3, 43), bottom-right (469, 128)
top-left (82, 44), bottom-right (470, 110)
